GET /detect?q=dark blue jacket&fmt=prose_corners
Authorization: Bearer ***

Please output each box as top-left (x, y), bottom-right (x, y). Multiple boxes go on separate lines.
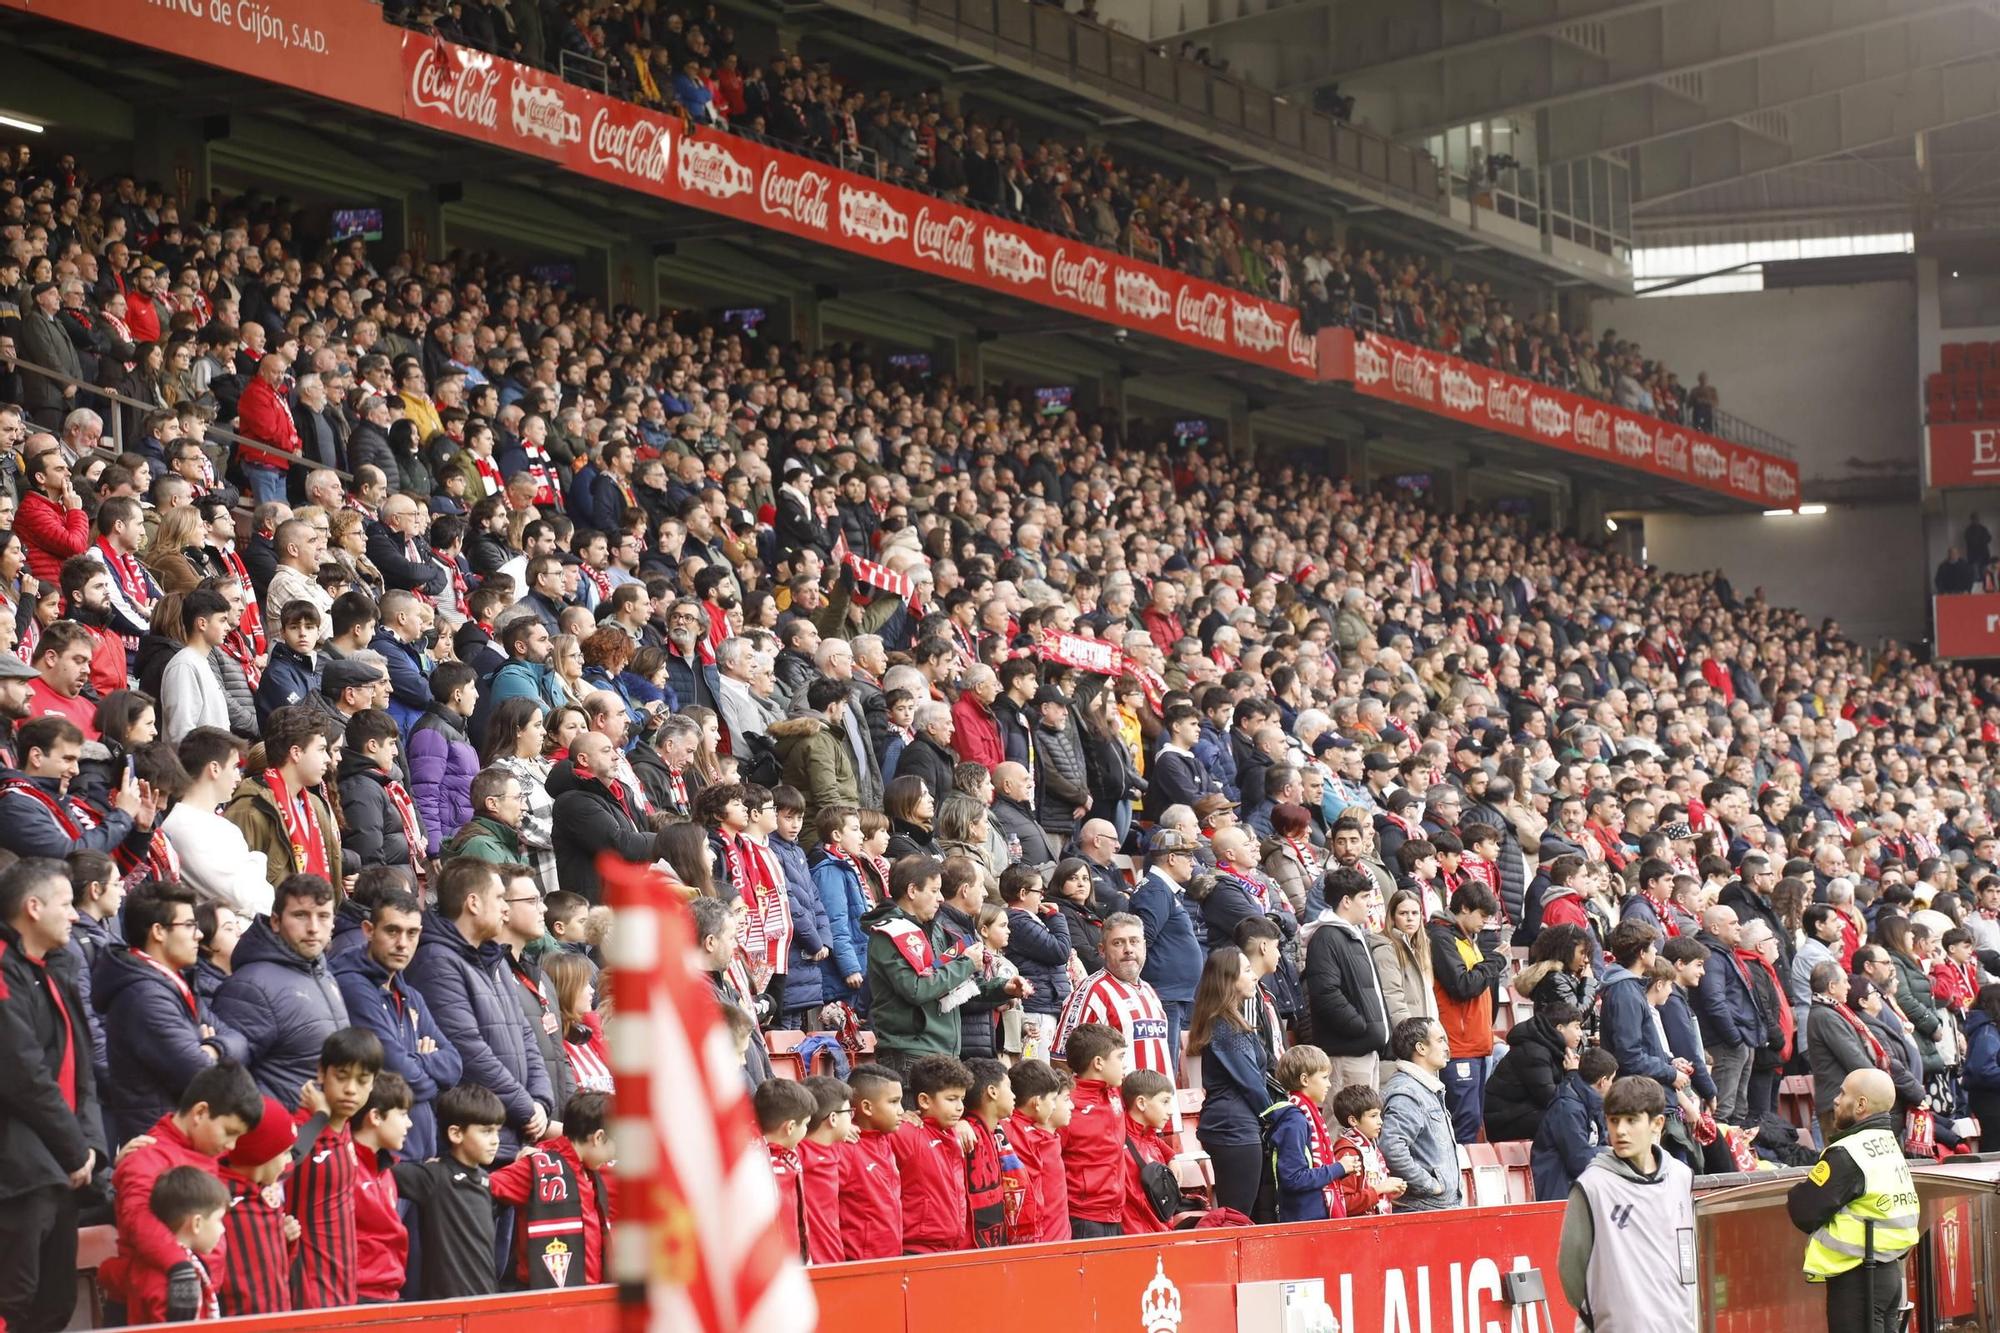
top-left (192, 957), bottom-right (228, 1004)
top-left (1129, 868), bottom-right (1203, 1005)
top-left (773, 835), bottom-right (828, 1013)
top-left (1263, 1100), bottom-right (1346, 1221)
top-left (371, 629), bottom-right (433, 737)
top-left (1193, 1022), bottom-right (1270, 1150)
top-left (1968, 1010), bottom-right (2000, 1092)
top-left (255, 643), bottom-right (319, 724)
top-left (1598, 964), bottom-right (1678, 1092)
top-left (403, 910), bottom-right (553, 1162)
top-left (663, 650), bottom-right (722, 716)
top-left (331, 947), bottom-right (463, 1162)
top-left (330, 898), bottom-right (369, 958)
top-left (1659, 989), bottom-right (1717, 1101)
top-left (68, 913), bottom-right (122, 1089)
top-left (810, 852), bottom-right (870, 1002)
top-left (1692, 931), bottom-right (1765, 1050)
top-left (1005, 904), bottom-right (1073, 1017)
top-left (409, 705), bottom-right (479, 857)
top-left (210, 916), bottom-right (350, 1108)
top-left (93, 946), bottom-right (250, 1144)
top-left (1530, 1073), bottom-right (1607, 1203)
top-left (1193, 719), bottom-right (1239, 803)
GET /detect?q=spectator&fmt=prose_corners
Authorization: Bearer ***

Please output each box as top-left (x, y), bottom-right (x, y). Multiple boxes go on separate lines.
top-left (497, 863), bottom-right (578, 1127)
top-left (772, 678), bottom-right (860, 832)
top-left (1126, 826), bottom-right (1204, 1063)
top-left (162, 727), bottom-right (271, 916)
top-left (1000, 863), bottom-right (1075, 1043)
top-left (0, 715), bottom-right (159, 861)
top-left (862, 854), bottom-right (1021, 1073)
top-left (211, 873), bottom-right (348, 1106)
top-left (1187, 946), bottom-right (1275, 1219)
top-left (1370, 886), bottom-right (1439, 1030)
top-left (26, 622), bottom-right (102, 740)
top-left (330, 886), bottom-right (461, 1162)
top-left (1483, 1001), bottom-right (1583, 1143)
top-left (1533, 1046), bottom-right (1617, 1203)
top-left (1304, 865), bottom-right (1393, 1098)
top-left (1658, 936), bottom-right (1720, 1106)
top-left (409, 660), bottom-right (481, 856)
top-left (1054, 912), bottom-right (1174, 1076)
top-left (16, 448), bottom-right (88, 587)
top-left (444, 766), bottom-right (530, 865)
top-left (235, 355), bottom-right (301, 505)
top-left (1691, 904), bottom-right (1763, 1125)
top-left (1378, 1016), bottom-right (1461, 1213)
top-left (338, 708), bottom-right (423, 871)
top-left (223, 705), bottom-right (342, 889)
top-left (1427, 883), bottom-right (1509, 1141)
top-left (1557, 1074), bottom-right (1698, 1329)
top-left (390, 1083), bottom-right (506, 1300)
top-left (550, 729), bottom-right (659, 902)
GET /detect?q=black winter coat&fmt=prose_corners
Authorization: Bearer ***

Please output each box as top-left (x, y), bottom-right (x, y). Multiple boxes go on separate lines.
top-left (894, 735), bottom-right (959, 807)
top-left (1483, 1012), bottom-right (1571, 1141)
top-left (1303, 918), bottom-right (1392, 1057)
top-left (337, 751), bottom-right (416, 870)
top-left (548, 760), bottom-right (658, 903)
top-left (0, 924), bottom-right (105, 1199)
top-left (94, 946), bottom-right (250, 1144)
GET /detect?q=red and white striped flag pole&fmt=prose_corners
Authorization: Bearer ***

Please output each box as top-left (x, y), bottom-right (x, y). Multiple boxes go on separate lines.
top-left (603, 853), bottom-right (818, 1333)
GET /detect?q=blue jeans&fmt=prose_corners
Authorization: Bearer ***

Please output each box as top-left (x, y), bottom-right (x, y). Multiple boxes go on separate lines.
top-left (1161, 998), bottom-right (1190, 1077)
top-left (244, 462), bottom-right (288, 505)
top-left (1440, 1055), bottom-right (1488, 1144)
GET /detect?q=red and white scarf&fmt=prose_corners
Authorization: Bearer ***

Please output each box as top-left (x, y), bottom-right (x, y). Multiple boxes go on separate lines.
top-left (1287, 1092), bottom-right (1344, 1218)
top-left (217, 546), bottom-right (265, 657)
top-left (471, 453), bottom-right (504, 497)
top-left (265, 770), bottom-right (329, 878)
top-left (385, 777), bottom-right (427, 881)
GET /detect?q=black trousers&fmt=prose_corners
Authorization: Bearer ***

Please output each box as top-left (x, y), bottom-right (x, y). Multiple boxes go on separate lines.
top-left (1206, 1141), bottom-right (1275, 1223)
top-left (1069, 1217), bottom-right (1122, 1240)
top-left (0, 1184), bottom-right (79, 1333)
top-left (1824, 1260), bottom-right (1905, 1333)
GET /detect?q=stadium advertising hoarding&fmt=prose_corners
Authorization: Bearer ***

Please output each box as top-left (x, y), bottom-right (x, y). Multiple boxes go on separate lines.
top-left (1925, 422), bottom-right (2000, 489)
top-left (1934, 592), bottom-right (2000, 659)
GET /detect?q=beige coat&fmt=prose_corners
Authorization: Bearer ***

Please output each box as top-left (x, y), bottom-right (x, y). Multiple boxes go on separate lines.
top-left (1370, 927), bottom-right (1439, 1029)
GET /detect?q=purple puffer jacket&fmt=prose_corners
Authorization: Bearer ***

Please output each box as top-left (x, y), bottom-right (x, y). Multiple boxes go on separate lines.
top-left (409, 704), bottom-right (479, 856)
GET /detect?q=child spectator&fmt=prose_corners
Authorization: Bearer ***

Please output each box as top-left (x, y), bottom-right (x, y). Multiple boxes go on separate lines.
top-left (798, 1075), bottom-right (854, 1265)
top-left (961, 1057), bottom-right (1018, 1246)
top-left (840, 1064), bottom-right (905, 1260)
top-left (719, 1002), bottom-right (759, 1093)
top-left (954, 903), bottom-right (1026, 1059)
top-left (1659, 936), bottom-right (1719, 1104)
top-left (1459, 823), bottom-right (1501, 901)
top-left (526, 890), bottom-right (598, 977)
top-left (290, 1026), bottom-right (383, 1309)
top-left (1932, 927), bottom-right (1980, 1014)
top-left (1535, 1048), bottom-right (1617, 1203)
top-left (351, 1071), bottom-right (414, 1305)
top-left (755, 1078), bottom-right (817, 1262)
top-left (1001, 864), bottom-right (1075, 1053)
top-left (1331, 1082), bottom-right (1405, 1217)
top-left (1119, 1068), bottom-right (1176, 1235)
top-left (490, 1090), bottom-right (617, 1288)
top-left (215, 1096), bottom-right (305, 1317)
top-left (147, 1165), bottom-right (231, 1322)
top-left (1059, 1021), bottom-right (1129, 1239)
top-left (1262, 1044), bottom-right (1350, 1221)
top-left (102, 1062), bottom-right (263, 1324)
top-left (1004, 1060), bottom-right (1073, 1243)
top-left (893, 1054), bottom-right (975, 1254)
top-left (1557, 1075), bottom-right (1697, 1329)
top-left (392, 1084), bottom-right (505, 1299)
top-left (771, 785), bottom-right (832, 1031)
top-left (541, 951), bottom-right (613, 1094)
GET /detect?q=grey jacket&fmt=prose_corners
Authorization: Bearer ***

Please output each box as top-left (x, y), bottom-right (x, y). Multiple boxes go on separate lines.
top-left (1788, 936), bottom-right (1842, 1037)
top-left (1805, 999), bottom-right (1880, 1115)
top-left (1380, 1061), bottom-right (1462, 1211)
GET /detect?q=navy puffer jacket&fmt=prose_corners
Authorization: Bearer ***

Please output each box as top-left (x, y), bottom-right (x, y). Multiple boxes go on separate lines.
top-left (211, 916), bottom-right (349, 1107)
top-left (1005, 903), bottom-right (1074, 1016)
top-left (94, 946), bottom-right (250, 1143)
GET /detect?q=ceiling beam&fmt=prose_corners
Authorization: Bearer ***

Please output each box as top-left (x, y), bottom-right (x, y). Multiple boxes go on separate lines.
top-left (1631, 57), bottom-right (2000, 207)
top-left (1292, 0), bottom-right (1675, 91)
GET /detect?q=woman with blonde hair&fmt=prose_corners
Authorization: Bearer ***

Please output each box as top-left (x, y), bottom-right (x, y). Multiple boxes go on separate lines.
top-left (327, 509), bottom-right (385, 602)
top-left (540, 951), bottom-right (614, 1093)
top-left (681, 705), bottom-right (724, 784)
top-left (936, 793), bottom-right (1002, 898)
top-left (143, 505), bottom-right (208, 594)
top-left (1369, 887), bottom-right (1439, 1029)
top-left (549, 632), bottom-right (590, 708)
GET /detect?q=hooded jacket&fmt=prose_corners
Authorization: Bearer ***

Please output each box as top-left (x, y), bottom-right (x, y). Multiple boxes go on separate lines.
top-left (809, 850), bottom-right (871, 1001)
top-left (1428, 912), bottom-right (1507, 1058)
top-left (93, 946), bottom-right (249, 1144)
top-left (1532, 1073), bottom-right (1608, 1203)
top-left (409, 705), bottom-right (479, 857)
top-left (331, 946), bottom-right (462, 1163)
top-left (211, 916), bottom-right (350, 1106)
top-left (771, 713), bottom-right (859, 826)
top-left (1599, 963), bottom-right (1678, 1092)
top-left (1484, 1011), bottom-right (1572, 1141)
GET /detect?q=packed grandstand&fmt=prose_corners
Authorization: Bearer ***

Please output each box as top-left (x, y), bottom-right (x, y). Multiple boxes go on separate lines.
top-left (0, 2), bottom-right (1986, 1331)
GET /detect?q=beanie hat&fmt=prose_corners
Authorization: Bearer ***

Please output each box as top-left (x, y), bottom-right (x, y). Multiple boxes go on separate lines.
top-left (223, 1096), bottom-right (297, 1169)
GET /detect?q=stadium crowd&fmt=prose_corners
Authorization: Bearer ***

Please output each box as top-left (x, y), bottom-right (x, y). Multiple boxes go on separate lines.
top-left (386, 0), bottom-right (1720, 430)
top-left (0, 132), bottom-right (1984, 1329)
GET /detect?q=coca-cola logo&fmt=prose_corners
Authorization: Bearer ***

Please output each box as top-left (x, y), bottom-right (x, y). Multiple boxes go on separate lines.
top-left (1353, 338), bottom-right (1389, 387)
top-left (1115, 267), bottom-right (1170, 321)
top-left (982, 228), bottom-right (1046, 286)
top-left (410, 46), bottom-right (500, 131)
top-left (838, 185), bottom-right (907, 247)
top-left (1529, 395), bottom-right (1570, 440)
top-left (588, 109), bottom-right (671, 185)
top-left (1286, 320), bottom-right (1316, 370)
top-left (1655, 431), bottom-right (1689, 474)
top-left (1692, 441), bottom-right (1728, 478)
top-left (1438, 366), bottom-right (1482, 414)
top-left (1175, 288), bottom-right (1227, 343)
top-left (1050, 248), bottom-right (1108, 310)
top-left (1230, 299), bottom-right (1284, 354)
top-left (1613, 418), bottom-right (1653, 460)
top-left (1391, 349), bottom-right (1438, 404)
top-left (1730, 454), bottom-right (1762, 496)
top-left (1574, 406), bottom-right (1612, 452)
top-left (511, 80), bottom-right (580, 149)
top-left (913, 207), bottom-right (976, 272)
top-left (1487, 380), bottom-right (1530, 429)
top-left (1764, 462), bottom-right (1797, 501)
top-left (676, 138), bottom-right (751, 200)
top-left (758, 162), bottom-right (829, 230)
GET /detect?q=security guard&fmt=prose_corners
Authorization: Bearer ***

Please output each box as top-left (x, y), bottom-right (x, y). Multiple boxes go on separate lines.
top-left (1786, 1068), bottom-right (1920, 1333)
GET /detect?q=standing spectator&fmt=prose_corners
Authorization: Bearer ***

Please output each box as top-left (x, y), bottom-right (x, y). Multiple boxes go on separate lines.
top-left (0, 856), bottom-right (105, 1333)
top-left (1127, 827), bottom-right (1204, 1064)
top-left (550, 730), bottom-right (659, 902)
top-left (1053, 912), bottom-right (1175, 1076)
top-left (403, 857), bottom-right (554, 1163)
top-left (1804, 963), bottom-right (1887, 1146)
top-left (497, 864), bottom-right (578, 1129)
top-left (1370, 887), bottom-right (1439, 1030)
top-left (949, 666), bottom-right (1005, 770)
top-left (158, 588), bottom-right (233, 743)
top-left (1000, 864), bottom-right (1075, 1046)
top-left (1187, 946), bottom-right (1274, 1219)
top-left (211, 873), bottom-right (349, 1106)
top-left (771, 679), bottom-right (860, 833)
top-left (0, 715), bottom-right (159, 861)
top-left (1790, 905), bottom-right (1848, 1040)
top-left (409, 661), bottom-right (480, 856)
top-left (1691, 904), bottom-right (1762, 1125)
top-left (1428, 883), bottom-right (1509, 1141)
top-left (162, 727), bottom-right (271, 917)
top-left (1378, 1016), bottom-right (1462, 1212)
top-left (1557, 1075), bottom-right (1698, 1332)
top-left (1305, 865), bottom-right (1394, 1097)
top-left (810, 806), bottom-right (872, 1007)
top-left (235, 355), bottom-right (301, 506)
top-left (330, 886), bottom-right (461, 1162)
top-left (224, 706), bottom-right (342, 890)
top-left (16, 448), bottom-right (89, 587)
top-left (860, 854), bottom-right (1020, 1074)
top-left (338, 708), bottom-right (423, 872)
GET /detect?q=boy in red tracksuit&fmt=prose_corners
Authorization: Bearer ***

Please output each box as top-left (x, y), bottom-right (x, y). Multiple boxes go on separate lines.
top-left (841, 1065), bottom-right (905, 1260)
top-left (890, 1054), bottom-right (975, 1254)
top-left (1119, 1069), bottom-right (1176, 1236)
top-left (490, 1091), bottom-right (617, 1289)
top-left (350, 1072), bottom-right (414, 1304)
top-left (755, 1079), bottom-right (817, 1262)
top-left (145, 1166), bottom-right (230, 1321)
top-left (216, 1096), bottom-right (305, 1317)
top-left (1005, 1060), bottom-right (1073, 1244)
top-left (798, 1076), bottom-right (854, 1265)
top-left (1057, 1022), bottom-right (1128, 1239)
top-left (961, 1058), bottom-right (1015, 1247)
top-left (101, 1062), bottom-right (264, 1324)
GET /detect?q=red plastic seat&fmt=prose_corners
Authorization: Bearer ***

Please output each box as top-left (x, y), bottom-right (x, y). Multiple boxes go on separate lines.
top-left (1943, 343), bottom-right (1966, 373)
top-left (1495, 1140), bottom-right (1534, 1202)
top-left (1971, 341), bottom-right (1994, 369)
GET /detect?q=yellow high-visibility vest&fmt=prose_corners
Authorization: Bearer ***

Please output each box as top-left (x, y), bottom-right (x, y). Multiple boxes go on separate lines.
top-left (1802, 1126), bottom-right (1920, 1281)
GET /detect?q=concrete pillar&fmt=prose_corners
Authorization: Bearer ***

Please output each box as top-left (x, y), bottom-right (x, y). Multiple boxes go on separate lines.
top-left (401, 187), bottom-right (448, 266)
top-left (1227, 396), bottom-right (1252, 460)
top-left (132, 117), bottom-right (211, 213)
top-left (953, 333), bottom-right (984, 390)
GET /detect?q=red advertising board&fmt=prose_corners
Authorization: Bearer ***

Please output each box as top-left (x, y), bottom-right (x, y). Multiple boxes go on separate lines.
top-left (1319, 329), bottom-right (1801, 508)
top-left (1934, 592), bottom-right (2000, 659)
top-left (1925, 421), bottom-right (2000, 489)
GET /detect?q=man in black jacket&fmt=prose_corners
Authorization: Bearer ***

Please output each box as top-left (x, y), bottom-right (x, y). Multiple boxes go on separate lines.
top-left (550, 731), bottom-right (658, 903)
top-left (1143, 704), bottom-right (1215, 824)
top-left (1303, 865), bottom-right (1392, 1100)
top-left (0, 857), bottom-right (106, 1333)
top-left (366, 494), bottom-right (448, 597)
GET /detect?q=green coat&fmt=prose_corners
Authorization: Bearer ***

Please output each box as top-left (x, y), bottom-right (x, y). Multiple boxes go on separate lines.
top-left (860, 899), bottom-right (1009, 1059)
top-left (771, 713), bottom-right (859, 830)
top-left (443, 815), bottom-right (523, 865)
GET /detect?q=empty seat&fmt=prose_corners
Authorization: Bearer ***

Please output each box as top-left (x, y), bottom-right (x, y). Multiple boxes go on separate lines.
top-left (1944, 343), bottom-right (1966, 372)
top-left (1463, 1143), bottom-right (1509, 1208)
top-left (1494, 1140), bottom-right (1535, 1202)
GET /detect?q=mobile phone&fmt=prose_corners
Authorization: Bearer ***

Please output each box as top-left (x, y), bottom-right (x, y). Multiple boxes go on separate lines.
top-left (124, 755), bottom-right (136, 785)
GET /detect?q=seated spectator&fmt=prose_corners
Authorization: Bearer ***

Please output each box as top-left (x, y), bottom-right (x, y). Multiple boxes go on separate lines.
top-left (1533, 1047), bottom-right (1618, 1202)
top-left (1483, 1001), bottom-right (1584, 1143)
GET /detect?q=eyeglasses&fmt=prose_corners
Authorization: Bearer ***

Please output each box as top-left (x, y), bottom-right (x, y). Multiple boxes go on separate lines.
top-left (167, 917), bottom-right (199, 933)
top-left (503, 895), bottom-right (541, 906)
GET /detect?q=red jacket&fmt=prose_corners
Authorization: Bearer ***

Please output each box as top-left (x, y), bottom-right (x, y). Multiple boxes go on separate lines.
top-left (1140, 606), bottom-right (1183, 658)
top-left (235, 375), bottom-right (302, 470)
top-left (84, 620), bottom-right (128, 697)
top-left (352, 1144), bottom-right (408, 1302)
top-left (950, 694), bottom-right (1005, 770)
top-left (767, 1142), bottom-right (807, 1261)
top-left (16, 488), bottom-right (89, 585)
top-left (890, 1117), bottom-right (970, 1254)
top-left (100, 1115), bottom-right (227, 1322)
top-left (798, 1138), bottom-right (845, 1265)
top-left (1539, 886), bottom-right (1590, 933)
top-left (1003, 1111), bottom-right (1069, 1244)
top-left (490, 1137), bottom-right (607, 1286)
top-left (1120, 1117), bottom-right (1173, 1236)
top-left (1058, 1078), bottom-right (1124, 1224)
top-left (840, 1130), bottom-right (902, 1260)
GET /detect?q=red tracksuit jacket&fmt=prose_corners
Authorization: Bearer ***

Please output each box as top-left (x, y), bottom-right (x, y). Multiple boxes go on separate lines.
top-left (1003, 1111), bottom-right (1069, 1244)
top-left (352, 1143), bottom-right (409, 1302)
top-left (100, 1116), bottom-right (227, 1323)
top-left (768, 1142), bottom-right (808, 1261)
top-left (490, 1137), bottom-right (607, 1287)
top-left (1059, 1079), bottom-right (1124, 1225)
top-left (798, 1138), bottom-right (845, 1265)
top-left (1120, 1119), bottom-right (1174, 1236)
top-left (890, 1117), bottom-right (970, 1254)
top-left (840, 1131), bottom-right (902, 1260)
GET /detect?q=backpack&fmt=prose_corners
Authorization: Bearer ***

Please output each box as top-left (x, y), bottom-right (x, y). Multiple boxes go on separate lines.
top-left (1125, 1138), bottom-right (1183, 1223)
top-left (737, 731), bottom-right (784, 788)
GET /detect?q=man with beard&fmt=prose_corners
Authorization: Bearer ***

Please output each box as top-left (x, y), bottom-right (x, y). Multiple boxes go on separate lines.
top-left (58, 557), bottom-right (129, 695)
top-left (1787, 1068), bottom-right (1917, 1333)
top-left (663, 597), bottom-right (721, 714)
top-left (0, 650), bottom-right (41, 766)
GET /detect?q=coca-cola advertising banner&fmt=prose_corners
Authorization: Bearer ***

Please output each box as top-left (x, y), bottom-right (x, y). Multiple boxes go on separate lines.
top-left (1934, 593), bottom-right (2000, 660)
top-left (1926, 422), bottom-right (2000, 490)
top-left (398, 36), bottom-right (1318, 378)
top-left (1321, 329), bottom-right (1801, 507)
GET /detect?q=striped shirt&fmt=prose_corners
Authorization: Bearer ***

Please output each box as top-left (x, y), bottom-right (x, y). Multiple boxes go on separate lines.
top-left (218, 1171), bottom-right (292, 1317)
top-left (289, 1120), bottom-right (358, 1309)
top-left (1053, 971), bottom-right (1173, 1075)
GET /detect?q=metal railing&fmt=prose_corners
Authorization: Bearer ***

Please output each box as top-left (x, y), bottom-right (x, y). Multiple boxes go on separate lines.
top-left (558, 49), bottom-right (611, 95)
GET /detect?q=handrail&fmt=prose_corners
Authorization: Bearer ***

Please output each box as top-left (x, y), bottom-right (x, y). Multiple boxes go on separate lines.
top-left (5, 351), bottom-right (355, 482)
